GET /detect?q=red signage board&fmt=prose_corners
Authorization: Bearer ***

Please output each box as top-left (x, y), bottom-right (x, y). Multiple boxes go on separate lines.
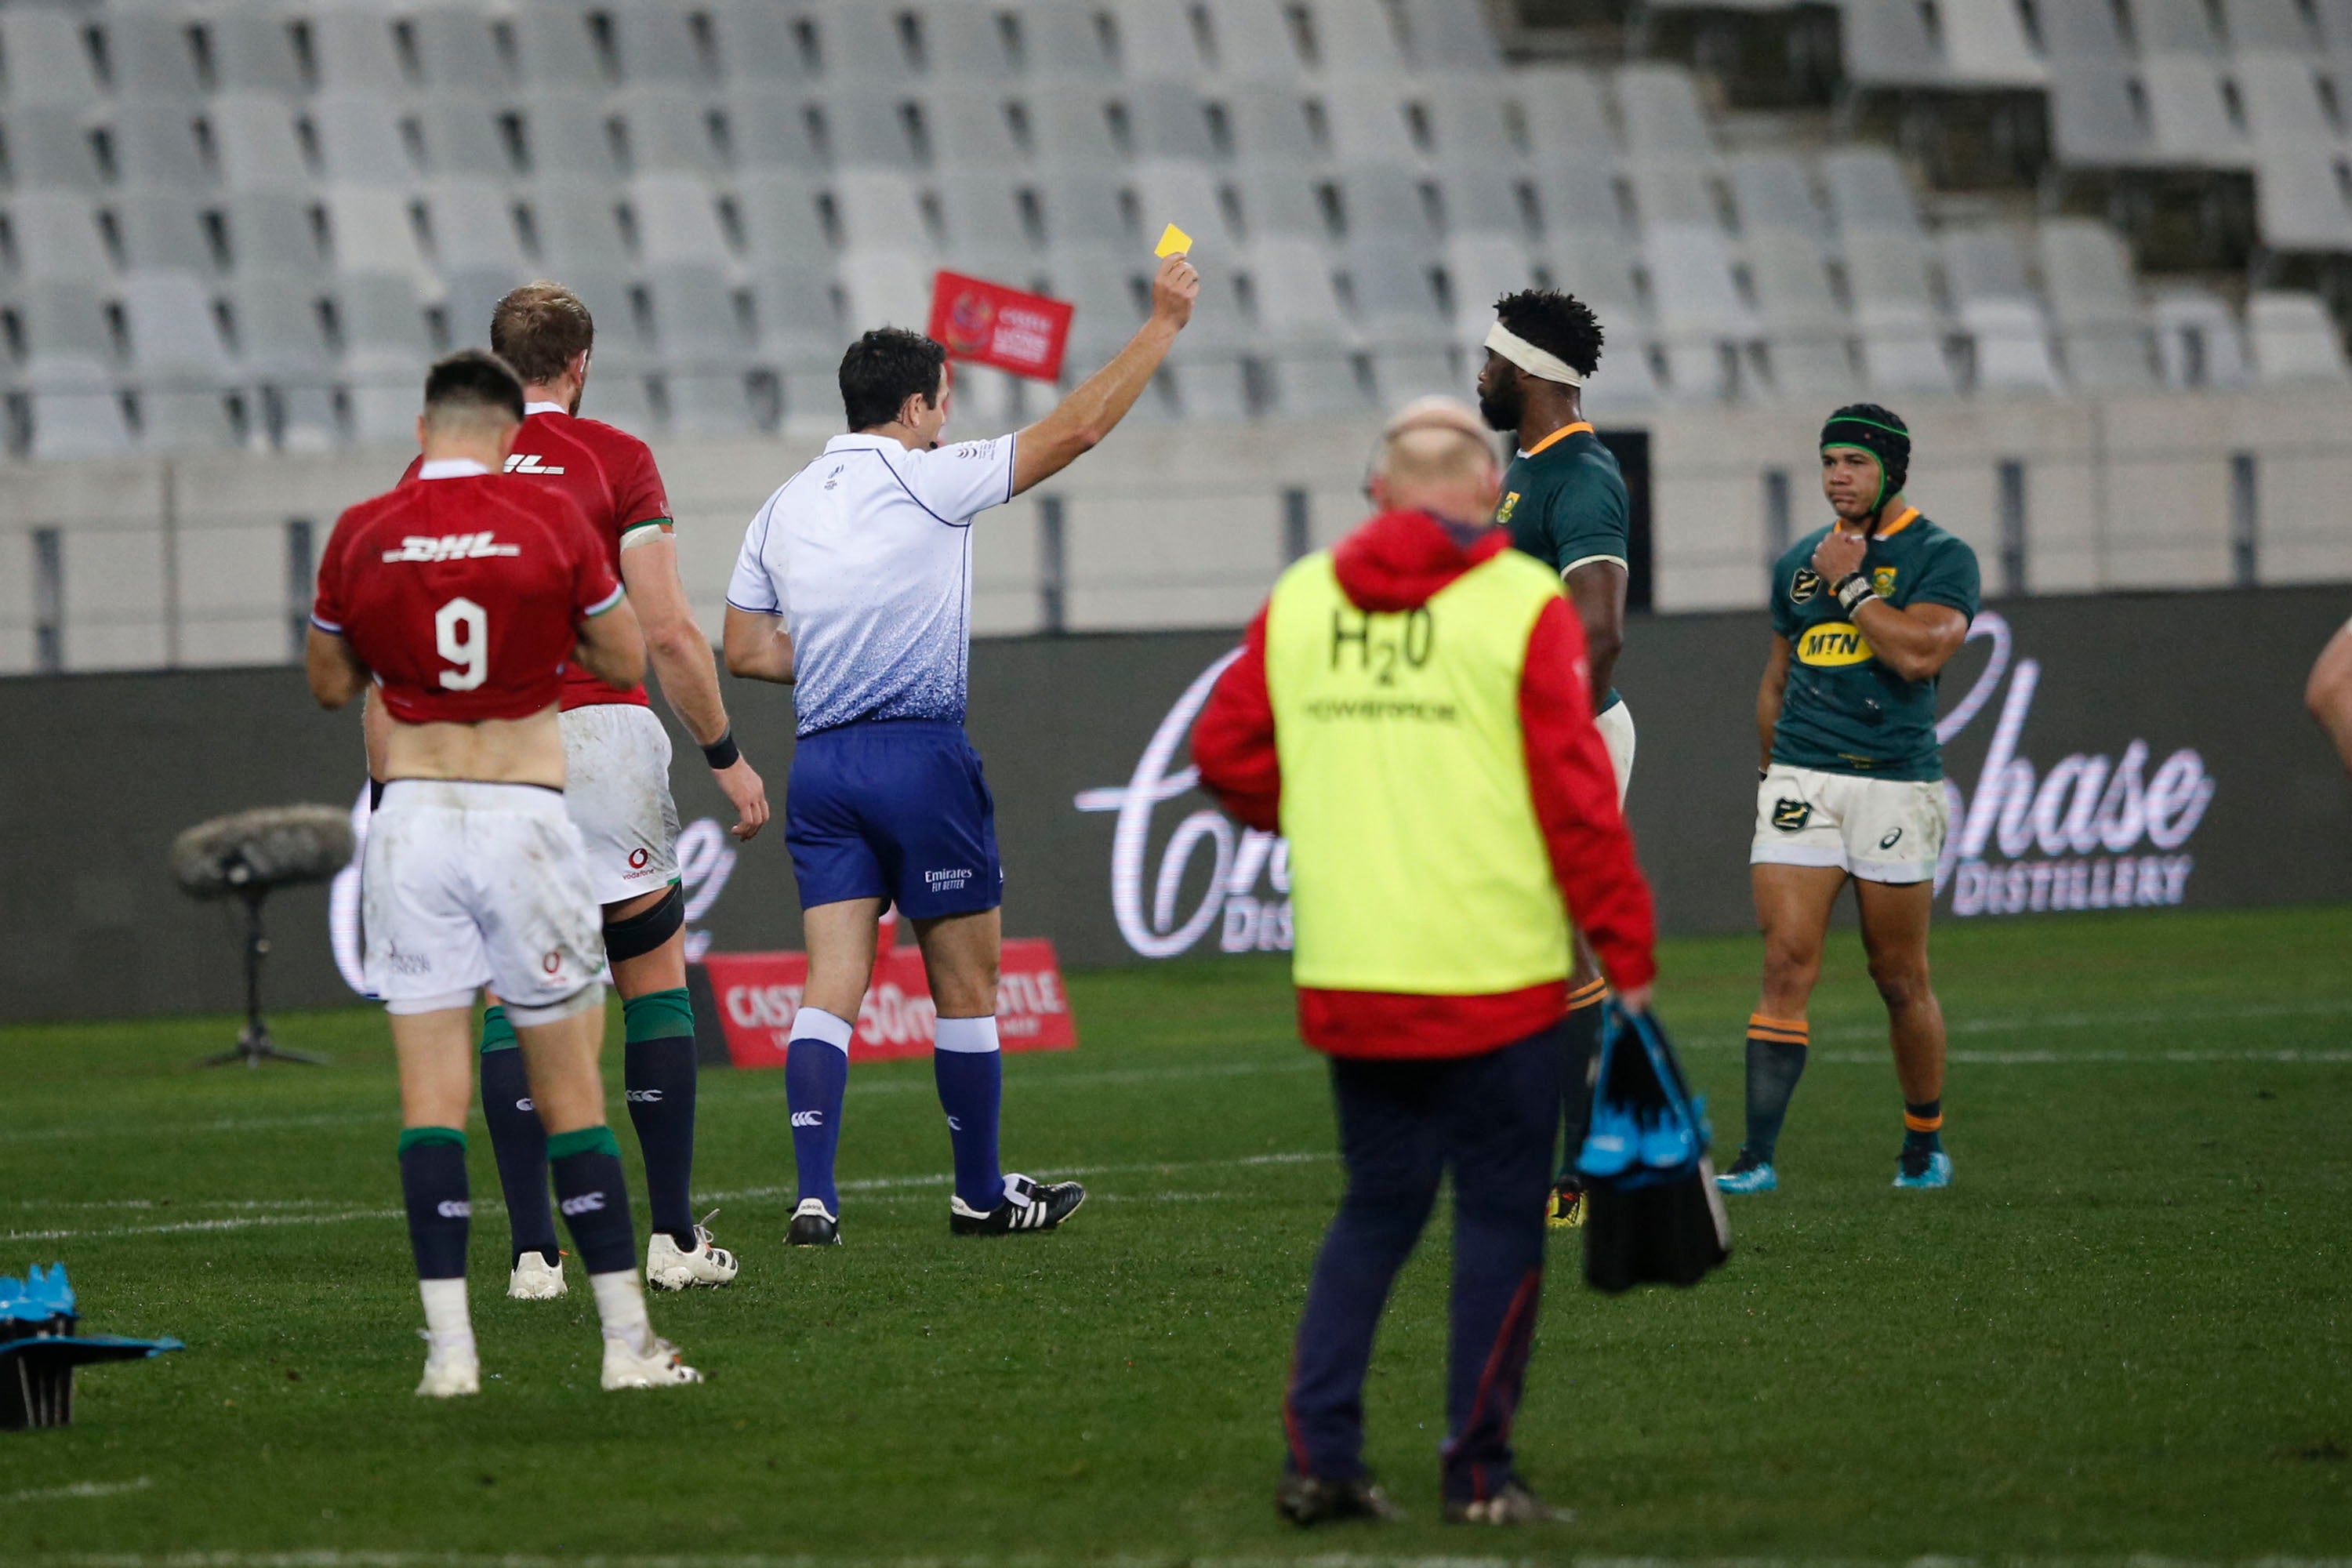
top-left (700, 940), bottom-right (1078, 1068)
top-left (927, 271), bottom-right (1076, 382)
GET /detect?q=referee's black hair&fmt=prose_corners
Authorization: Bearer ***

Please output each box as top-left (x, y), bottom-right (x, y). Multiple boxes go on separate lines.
top-left (422, 348), bottom-right (525, 424)
top-left (840, 327), bottom-right (948, 431)
top-left (1494, 289), bottom-right (1606, 377)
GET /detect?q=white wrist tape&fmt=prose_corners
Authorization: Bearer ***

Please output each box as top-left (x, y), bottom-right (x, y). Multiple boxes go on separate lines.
top-left (1483, 321), bottom-right (1586, 387)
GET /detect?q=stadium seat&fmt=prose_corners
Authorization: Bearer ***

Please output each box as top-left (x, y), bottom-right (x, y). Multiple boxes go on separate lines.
top-left (747, 267), bottom-right (847, 426)
top-left (4, 108), bottom-right (107, 194)
top-left (1107, 0), bottom-right (1210, 80)
top-left (2254, 147), bottom-right (2352, 249)
top-left (1201, 0), bottom-right (1307, 81)
top-left (1839, 0), bottom-right (1946, 88)
top-left (1515, 64), bottom-right (1615, 153)
top-left (121, 274), bottom-right (238, 452)
top-left (1129, 80), bottom-right (1218, 162)
top-left (1942, 228), bottom-right (2063, 391)
top-left (2238, 57), bottom-right (2341, 146)
top-left (2140, 56), bottom-right (2249, 163)
top-left (1616, 66), bottom-right (1718, 155)
top-left (206, 14), bottom-right (307, 97)
top-left (1747, 231), bottom-right (1860, 394)
top-left (1221, 83), bottom-right (1323, 163)
top-left (10, 193), bottom-right (112, 285)
top-left (1325, 93), bottom-right (1420, 166)
top-left (612, 1), bottom-right (713, 86)
top-left (1843, 230), bottom-right (1958, 393)
top-left (0, 11), bottom-right (101, 111)
top-left (1419, 78), bottom-right (1522, 170)
top-left (311, 96), bottom-right (416, 188)
top-left (321, 188), bottom-right (434, 289)
top-left (1646, 224), bottom-right (1751, 400)
top-left (644, 267), bottom-right (756, 436)
top-left (1404, 0), bottom-right (1504, 70)
top-left (521, 93), bottom-right (628, 186)
top-left (2248, 289), bottom-right (2352, 381)
top-left (19, 281), bottom-right (135, 461)
top-left (225, 276), bottom-right (340, 452)
top-left (408, 8), bottom-right (509, 100)
top-left (1727, 151), bottom-right (1824, 233)
top-left (818, 6), bottom-right (917, 84)
top-left (1820, 149), bottom-right (1922, 233)
top-left (209, 95), bottom-right (312, 194)
top-left (1018, 0), bottom-right (1120, 81)
top-left (2151, 287), bottom-right (2250, 387)
top-left (222, 191), bottom-right (328, 282)
top-left (733, 169), bottom-right (834, 272)
top-left (633, 174), bottom-right (737, 268)
top-left (710, 0), bottom-right (814, 84)
top-left (2035, 218), bottom-right (2157, 387)
top-left (114, 194), bottom-right (218, 277)
top-left (821, 93), bottom-right (924, 169)
top-left (727, 88), bottom-right (826, 169)
top-left (616, 87), bottom-right (727, 176)
top-left (1936, 0), bottom-right (2048, 85)
top-left (2048, 64), bottom-right (2161, 165)
top-left (1315, 0), bottom-right (1412, 77)
top-left (416, 102), bottom-right (519, 180)
top-left (310, 13), bottom-right (408, 93)
top-left (512, 2), bottom-right (608, 93)
top-left (834, 169), bottom-right (935, 253)
top-left (922, 0), bottom-right (1021, 82)
top-left (2138, 0), bottom-right (2226, 53)
top-left (936, 174), bottom-right (1043, 282)
top-left (103, 13), bottom-right (206, 103)
top-left (109, 104), bottom-right (214, 194)
top-left (927, 88), bottom-right (1028, 171)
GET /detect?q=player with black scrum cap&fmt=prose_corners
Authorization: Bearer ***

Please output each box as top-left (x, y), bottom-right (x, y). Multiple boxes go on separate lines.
top-left (1724, 405), bottom-right (1980, 1195)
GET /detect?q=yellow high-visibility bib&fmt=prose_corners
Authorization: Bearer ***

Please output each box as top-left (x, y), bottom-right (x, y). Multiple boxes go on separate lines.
top-left (1263, 546), bottom-right (1570, 995)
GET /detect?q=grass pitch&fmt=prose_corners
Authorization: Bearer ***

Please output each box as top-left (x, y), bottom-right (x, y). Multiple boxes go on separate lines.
top-left (1, 904), bottom-right (2347, 1561)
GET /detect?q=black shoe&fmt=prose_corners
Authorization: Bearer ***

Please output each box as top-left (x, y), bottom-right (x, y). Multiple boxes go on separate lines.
top-left (949, 1174), bottom-right (1086, 1235)
top-left (1276, 1473), bottom-right (1401, 1526)
top-left (785, 1199), bottom-right (840, 1247)
top-left (1443, 1479), bottom-right (1570, 1525)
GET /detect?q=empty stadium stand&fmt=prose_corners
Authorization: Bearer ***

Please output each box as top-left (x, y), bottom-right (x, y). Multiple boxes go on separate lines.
top-left (0, 0), bottom-right (2347, 671)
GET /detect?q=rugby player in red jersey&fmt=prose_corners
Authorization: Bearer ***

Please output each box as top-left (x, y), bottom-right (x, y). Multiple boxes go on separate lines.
top-left (310, 350), bottom-right (700, 1396)
top-left (387, 282), bottom-right (768, 1298)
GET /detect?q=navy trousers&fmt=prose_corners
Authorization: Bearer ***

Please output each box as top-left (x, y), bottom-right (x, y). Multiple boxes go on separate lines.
top-left (1282, 1023), bottom-right (1565, 1504)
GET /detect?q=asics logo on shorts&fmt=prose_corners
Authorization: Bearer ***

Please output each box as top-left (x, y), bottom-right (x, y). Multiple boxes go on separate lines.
top-left (560, 1192), bottom-right (607, 1216)
top-left (1878, 827), bottom-right (1904, 849)
top-left (626, 1088), bottom-right (663, 1103)
top-left (790, 1110), bottom-right (824, 1128)
top-left (379, 532), bottom-right (521, 564)
top-left (1772, 799), bottom-right (1812, 831)
top-left (436, 1200), bottom-right (472, 1218)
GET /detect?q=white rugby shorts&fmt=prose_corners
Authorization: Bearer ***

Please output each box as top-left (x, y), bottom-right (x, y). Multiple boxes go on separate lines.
top-left (561, 703), bottom-right (681, 906)
top-left (363, 779), bottom-right (605, 1014)
top-left (1595, 699), bottom-right (1635, 806)
top-left (1751, 762), bottom-right (1948, 885)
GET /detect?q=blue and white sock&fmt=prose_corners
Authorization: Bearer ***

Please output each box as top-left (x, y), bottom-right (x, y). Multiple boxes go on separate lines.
top-left (934, 1016), bottom-right (1004, 1213)
top-left (786, 1007), bottom-right (852, 1214)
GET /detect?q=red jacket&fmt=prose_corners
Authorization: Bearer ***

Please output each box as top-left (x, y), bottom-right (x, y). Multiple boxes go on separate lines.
top-left (1192, 508), bottom-right (1657, 1059)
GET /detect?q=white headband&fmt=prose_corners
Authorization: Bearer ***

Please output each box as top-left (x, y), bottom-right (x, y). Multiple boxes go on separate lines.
top-left (1484, 321), bottom-right (1586, 387)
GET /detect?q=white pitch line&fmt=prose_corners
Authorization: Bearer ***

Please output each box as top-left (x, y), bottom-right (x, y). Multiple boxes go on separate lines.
top-left (0, 1153), bottom-right (1333, 1243)
top-left (0, 1476), bottom-right (152, 1506)
top-left (24, 1552), bottom-right (2352, 1568)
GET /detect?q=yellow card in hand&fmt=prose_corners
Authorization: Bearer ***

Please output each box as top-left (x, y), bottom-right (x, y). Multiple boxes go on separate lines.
top-left (1155, 223), bottom-right (1193, 258)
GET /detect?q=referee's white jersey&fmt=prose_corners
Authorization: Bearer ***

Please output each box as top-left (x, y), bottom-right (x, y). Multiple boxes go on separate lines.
top-left (728, 433), bottom-right (1018, 737)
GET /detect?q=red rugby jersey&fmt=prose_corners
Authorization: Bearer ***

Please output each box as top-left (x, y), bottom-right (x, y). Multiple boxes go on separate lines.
top-left (314, 468), bottom-right (623, 725)
top-left (405, 403), bottom-right (671, 710)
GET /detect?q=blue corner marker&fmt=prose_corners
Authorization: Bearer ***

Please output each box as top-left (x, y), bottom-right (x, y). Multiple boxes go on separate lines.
top-left (0, 1263), bottom-right (182, 1431)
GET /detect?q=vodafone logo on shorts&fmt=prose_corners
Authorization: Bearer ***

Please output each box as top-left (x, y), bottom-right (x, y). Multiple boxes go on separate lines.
top-left (629, 848), bottom-right (651, 869)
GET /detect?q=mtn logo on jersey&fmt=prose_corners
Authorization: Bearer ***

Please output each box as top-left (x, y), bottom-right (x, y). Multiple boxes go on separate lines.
top-left (1797, 621), bottom-right (1875, 667)
top-left (380, 532), bottom-right (523, 564)
top-left (505, 454), bottom-right (567, 476)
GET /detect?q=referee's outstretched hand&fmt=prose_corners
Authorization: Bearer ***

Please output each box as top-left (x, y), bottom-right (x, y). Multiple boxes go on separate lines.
top-left (1151, 253), bottom-right (1200, 331)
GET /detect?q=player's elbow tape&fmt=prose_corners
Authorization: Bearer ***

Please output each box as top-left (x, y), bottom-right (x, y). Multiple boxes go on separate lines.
top-left (506, 983), bottom-right (604, 1029)
top-left (603, 884), bottom-right (685, 962)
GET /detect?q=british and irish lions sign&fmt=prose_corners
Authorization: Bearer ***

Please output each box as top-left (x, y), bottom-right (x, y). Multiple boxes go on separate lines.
top-left (1071, 610), bottom-right (2220, 961)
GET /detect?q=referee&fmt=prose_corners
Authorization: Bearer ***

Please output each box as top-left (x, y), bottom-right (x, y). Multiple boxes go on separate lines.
top-left (1196, 397), bottom-right (1657, 1526)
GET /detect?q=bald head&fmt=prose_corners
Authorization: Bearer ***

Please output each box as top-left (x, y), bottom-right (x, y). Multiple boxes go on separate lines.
top-left (1371, 397), bottom-right (1501, 521)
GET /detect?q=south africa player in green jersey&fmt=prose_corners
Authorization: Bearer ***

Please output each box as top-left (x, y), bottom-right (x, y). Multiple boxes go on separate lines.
top-left (1722, 405), bottom-right (1980, 1195)
top-left (1475, 289), bottom-right (1632, 1229)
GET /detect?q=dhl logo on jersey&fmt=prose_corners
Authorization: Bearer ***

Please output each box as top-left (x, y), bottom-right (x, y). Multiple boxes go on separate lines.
top-left (1796, 621), bottom-right (1875, 667)
top-left (381, 532), bottom-right (524, 564)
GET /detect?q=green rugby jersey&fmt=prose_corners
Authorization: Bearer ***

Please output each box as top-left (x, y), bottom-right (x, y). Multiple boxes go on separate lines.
top-left (1497, 420), bottom-right (1628, 711)
top-left (1768, 507), bottom-right (1981, 782)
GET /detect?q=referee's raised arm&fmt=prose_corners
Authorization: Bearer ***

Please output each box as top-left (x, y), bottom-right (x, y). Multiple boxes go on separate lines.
top-left (1008, 253), bottom-right (1200, 495)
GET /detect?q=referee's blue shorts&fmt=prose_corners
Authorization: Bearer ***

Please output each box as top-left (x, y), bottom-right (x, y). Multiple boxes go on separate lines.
top-left (785, 718), bottom-right (1004, 920)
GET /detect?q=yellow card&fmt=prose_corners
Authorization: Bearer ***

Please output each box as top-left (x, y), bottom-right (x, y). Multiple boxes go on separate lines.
top-left (1154, 223), bottom-right (1193, 258)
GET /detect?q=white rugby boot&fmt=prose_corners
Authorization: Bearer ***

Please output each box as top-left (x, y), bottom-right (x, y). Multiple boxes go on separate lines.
top-left (601, 1330), bottom-right (702, 1390)
top-left (415, 1330), bottom-right (480, 1398)
top-left (506, 1250), bottom-right (567, 1300)
top-left (645, 1210), bottom-right (739, 1290)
